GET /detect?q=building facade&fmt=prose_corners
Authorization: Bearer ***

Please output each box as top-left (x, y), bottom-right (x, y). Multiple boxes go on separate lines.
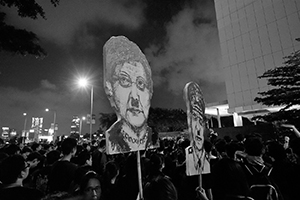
top-left (214, 0), bottom-right (300, 123)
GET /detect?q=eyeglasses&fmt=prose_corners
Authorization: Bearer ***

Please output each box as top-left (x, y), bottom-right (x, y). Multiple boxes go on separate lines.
top-left (85, 185), bottom-right (101, 193)
top-left (113, 73), bottom-right (147, 91)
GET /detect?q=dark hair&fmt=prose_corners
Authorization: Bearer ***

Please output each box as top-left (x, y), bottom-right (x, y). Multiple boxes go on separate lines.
top-left (46, 150), bottom-right (61, 165)
top-left (4, 144), bottom-right (20, 155)
top-left (21, 146), bottom-right (33, 154)
top-left (0, 155), bottom-right (27, 184)
top-left (225, 142), bottom-right (244, 159)
top-left (204, 140), bottom-right (213, 153)
top-left (76, 150), bottom-right (91, 166)
top-left (27, 151), bottom-right (43, 162)
top-left (104, 161), bottom-right (119, 180)
top-left (31, 142), bottom-right (41, 151)
top-left (235, 133), bottom-right (244, 142)
top-left (99, 139), bottom-right (106, 149)
top-left (61, 138), bottom-right (77, 155)
top-left (79, 171), bottom-right (101, 194)
top-left (0, 152), bottom-right (8, 163)
top-left (224, 136), bottom-right (232, 143)
top-left (212, 158), bottom-right (250, 199)
top-left (244, 137), bottom-right (264, 156)
top-left (267, 141), bottom-right (286, 161)
top-left (149, 153), bottom-right (163, 172)
top-left (144, 176), bottom-right (178, 200)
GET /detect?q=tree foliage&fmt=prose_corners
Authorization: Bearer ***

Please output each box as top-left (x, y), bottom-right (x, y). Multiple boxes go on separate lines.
top-left (0, 0), bottom-right (59, 57)
top-left (98, 112), bottom-right (117, 131)
top-left (254, 49), bottom-right (300, 125)
top-left (148, 107), bottom-right (187, 132)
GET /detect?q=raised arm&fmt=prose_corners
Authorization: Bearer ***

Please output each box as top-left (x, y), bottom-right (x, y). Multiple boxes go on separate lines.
top-left (281, 124), bottom-right (300, 138)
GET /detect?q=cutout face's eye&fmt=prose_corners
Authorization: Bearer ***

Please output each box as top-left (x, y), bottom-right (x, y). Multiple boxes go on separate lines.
top-left (119, 74), bottom-right (132, 88)
top-left (136, 77), bottom-right (146, 91)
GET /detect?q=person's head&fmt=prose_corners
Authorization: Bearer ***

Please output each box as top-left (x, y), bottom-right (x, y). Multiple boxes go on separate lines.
top-left (79, 171), bottom-right (102, 200)
top-left (46, 150), bottom-right (61, 166)
top-left (244, 136), bottom-right (264, 157)
top-left (4, 143), bottom-right (21, 155)
top-left (184, 82), bottom-right (205, 151)
top-left (144, 176), bottom-right (178, 200)
top-left (21, 146), bottom-right (33, 160)
top-left (267, 141), bottom-right (286, 161)
top-left (27, 151), bottom-right (44, 169)
top-left (225, 142), bottom-right (244, 159)
top-left (104, 36), bottom-right (153, 128)
top-left (76, 150), bottom-right (92, 166)
top-left (150, 153), bottom-right (164, 171)
top-left (212, 158), bottom-right (250, 198)
top-left (61, 138), bottom-right (77, 156)
top-left (104, 161), bottom-right (119, 180)
top-left (98, 139), bottom-right (106, 151)
top-left (0, 154), bottom-right (30, 185)
top-left (31, 142), bottom-right (42, 152)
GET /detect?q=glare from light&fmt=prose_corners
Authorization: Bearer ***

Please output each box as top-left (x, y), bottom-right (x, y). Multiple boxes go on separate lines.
top-left (78, 77), bottom-right (88, 88)
top-left (23, 113), bottom-right (27, 116)
top-left (82, 116), bottom-right (86, 120)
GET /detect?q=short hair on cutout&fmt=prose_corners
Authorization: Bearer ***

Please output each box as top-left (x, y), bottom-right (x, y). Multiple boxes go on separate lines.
top-left (103, 36), bottom-right (153, 94)
top-left (61, 138), bottom-right (77, 155)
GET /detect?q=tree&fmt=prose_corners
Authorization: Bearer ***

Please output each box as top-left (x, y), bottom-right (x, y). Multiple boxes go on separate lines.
top-left (98, 112), bottom-right (117, 132)
top-left (98, 107), bottom-right (188, 134)
top-left (0, 0), bottom-right (59, 57)
top-left (148, 107), bottom-right (187, 132)
top-left (254, 49), bottom-right (300, 126)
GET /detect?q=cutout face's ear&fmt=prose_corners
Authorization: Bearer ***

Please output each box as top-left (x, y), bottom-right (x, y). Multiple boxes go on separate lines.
top-left (105, 81), bottom-right (113, 97)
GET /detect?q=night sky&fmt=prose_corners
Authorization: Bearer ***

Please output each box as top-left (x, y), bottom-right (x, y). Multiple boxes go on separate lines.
top-left (0, 0), bottom-right (226, 135)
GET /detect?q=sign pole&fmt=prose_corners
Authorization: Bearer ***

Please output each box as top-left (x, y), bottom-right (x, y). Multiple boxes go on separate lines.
top-left (137, 150), bottom-right (143, 200)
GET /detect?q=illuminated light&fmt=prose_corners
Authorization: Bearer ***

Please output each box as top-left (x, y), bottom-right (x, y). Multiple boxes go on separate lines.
top-left (78, 77), bottom-right (88, 87)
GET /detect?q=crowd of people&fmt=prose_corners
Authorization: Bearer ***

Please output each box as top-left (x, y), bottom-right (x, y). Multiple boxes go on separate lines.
top-left (0, 126), bottom-right (300, 200)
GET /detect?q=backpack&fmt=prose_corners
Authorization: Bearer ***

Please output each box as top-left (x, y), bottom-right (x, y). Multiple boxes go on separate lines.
top-left (241, 160), bottom-right (281, 200)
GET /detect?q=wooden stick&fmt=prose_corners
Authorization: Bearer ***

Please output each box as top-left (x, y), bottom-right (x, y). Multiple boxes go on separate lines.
top-left (137, 150), bottom-right (143, 200)
top-left (199, 171), bottom-right (202, 189)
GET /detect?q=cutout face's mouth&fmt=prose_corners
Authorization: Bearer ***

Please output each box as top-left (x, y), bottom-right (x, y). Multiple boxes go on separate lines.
top-left (195, 135), bottom-right (202, 142)
top-left (127, 108), bottom-right (142, 114)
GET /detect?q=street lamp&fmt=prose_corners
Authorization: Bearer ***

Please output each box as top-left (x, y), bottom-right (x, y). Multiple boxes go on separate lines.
top-left (77, 77), bottom-right (94, 141)
top-left (45, 108), bottom-right (57, 139)
top-left (23, 113), bottom-right (27, 141)
top-left (79, 116), bottom-right (86, 135)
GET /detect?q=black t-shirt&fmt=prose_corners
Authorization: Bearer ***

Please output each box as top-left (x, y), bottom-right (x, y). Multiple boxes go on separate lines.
top-left (48, 160), bottom-right (78, 193)
top-left (0, 186), bottom-right (44, 200)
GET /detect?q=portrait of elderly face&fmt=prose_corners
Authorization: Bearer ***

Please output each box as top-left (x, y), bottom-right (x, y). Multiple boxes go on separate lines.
top-left (103, 36), bottom-right (156, 154)
top-left (111, 61), bottom-right (151, 128)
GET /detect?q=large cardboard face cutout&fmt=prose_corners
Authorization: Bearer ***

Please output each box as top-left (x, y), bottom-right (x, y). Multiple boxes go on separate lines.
top-left (103, 36), bottom-right (157, 154)
top-left (183, 81), bottom-right (207, 176)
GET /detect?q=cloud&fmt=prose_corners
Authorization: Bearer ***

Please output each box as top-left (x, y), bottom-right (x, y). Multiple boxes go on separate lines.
top-left (41, 79), bottom-right (57, 90)
top-left (144, 3), bottom-right (225, 101)
top-left (3, 0), bottom-right (145, 45)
